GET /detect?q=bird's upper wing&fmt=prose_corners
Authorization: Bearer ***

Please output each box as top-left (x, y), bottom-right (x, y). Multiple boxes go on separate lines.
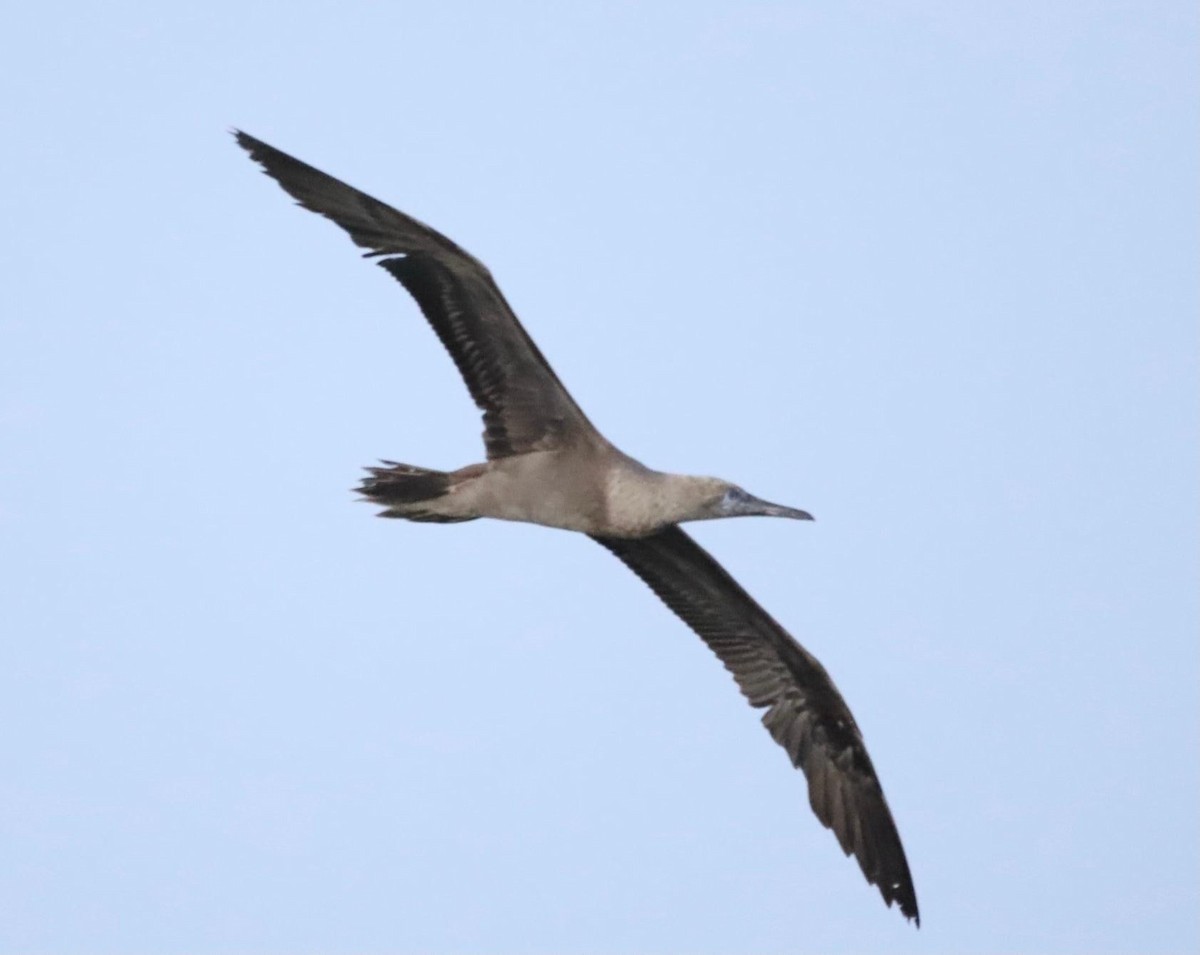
top-left (592, 525), bottom-right (919, 924)
top-left (235, 131), bottom-right (598, 459)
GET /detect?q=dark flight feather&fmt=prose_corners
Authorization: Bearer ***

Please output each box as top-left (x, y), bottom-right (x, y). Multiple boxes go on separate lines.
top-left (593, 526), bottom-right (919, 924)
top-left (234, 130), bottom-right (595, 459)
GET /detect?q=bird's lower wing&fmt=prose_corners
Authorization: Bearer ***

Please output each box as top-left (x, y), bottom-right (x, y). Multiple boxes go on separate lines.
top-left (591, 526), bottom-right (919, 924)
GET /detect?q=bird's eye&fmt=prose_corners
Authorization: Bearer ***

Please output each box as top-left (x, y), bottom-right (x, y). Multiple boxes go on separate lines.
top-left (723, 487), bottom-right (749, 505)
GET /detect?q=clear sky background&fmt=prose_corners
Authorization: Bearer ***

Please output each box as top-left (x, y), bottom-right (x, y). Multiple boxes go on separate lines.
top-left (1, 3), bottom-right (1196, 953)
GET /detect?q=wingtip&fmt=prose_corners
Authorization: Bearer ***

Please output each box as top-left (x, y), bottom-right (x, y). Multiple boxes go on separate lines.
top-left (889, 883), bottom-right (920, 927)
top-left (232, 128), bottom-right (270, 159)
top-left (876, 859), bottom-right (919, 926)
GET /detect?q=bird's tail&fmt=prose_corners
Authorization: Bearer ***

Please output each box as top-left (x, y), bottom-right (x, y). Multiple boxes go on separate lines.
top-left (357, 461), bottom-right (477, 523)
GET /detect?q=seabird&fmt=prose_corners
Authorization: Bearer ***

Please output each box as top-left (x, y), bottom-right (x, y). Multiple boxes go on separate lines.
top-left (235, 131), bottom-right (919, 925)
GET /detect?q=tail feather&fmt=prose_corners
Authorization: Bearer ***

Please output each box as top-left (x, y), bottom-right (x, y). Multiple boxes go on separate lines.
top-left (357, 461), bottom-right (477, 524)
top-left (360, 461), bottom-right (451, 505)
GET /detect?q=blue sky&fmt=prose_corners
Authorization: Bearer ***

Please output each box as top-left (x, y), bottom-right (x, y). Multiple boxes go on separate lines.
top-left (1, 3), bottom-right (1196, 953)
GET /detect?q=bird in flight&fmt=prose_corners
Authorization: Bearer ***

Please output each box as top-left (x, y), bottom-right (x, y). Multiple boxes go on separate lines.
top-left (235, 130), bottom-right (919, 925)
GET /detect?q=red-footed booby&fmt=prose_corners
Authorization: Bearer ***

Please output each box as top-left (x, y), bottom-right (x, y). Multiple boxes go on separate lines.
top-left (236, 131), bottom-right (919, 925)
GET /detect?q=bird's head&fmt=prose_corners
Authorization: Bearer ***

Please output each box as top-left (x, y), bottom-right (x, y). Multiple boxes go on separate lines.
top-left (685, 477), bottom-right (814, 523)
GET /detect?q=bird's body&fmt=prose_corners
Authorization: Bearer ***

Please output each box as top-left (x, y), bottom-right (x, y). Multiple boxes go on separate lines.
top-left (236, 130), bottom-right (919, 925)
top-left (370, 450), bottom-right (769, 538)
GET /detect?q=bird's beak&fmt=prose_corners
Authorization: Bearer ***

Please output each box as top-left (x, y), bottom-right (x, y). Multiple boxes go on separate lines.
top-left (731, 494), bottom-right (815, 521)
top-left (756, 499), bottom-right (815, 521)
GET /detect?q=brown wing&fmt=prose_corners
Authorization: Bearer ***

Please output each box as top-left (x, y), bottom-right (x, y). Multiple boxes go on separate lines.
top-left (592, 526), bottom-right (919, 924)
top-left (235, 130), bottom-right (597, 459)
